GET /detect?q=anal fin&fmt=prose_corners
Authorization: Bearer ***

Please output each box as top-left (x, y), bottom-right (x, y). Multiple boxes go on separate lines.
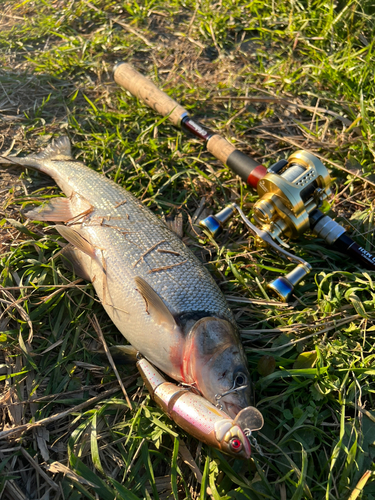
top-left (60, 245), bottom-right (91, 281)
top-left (26, 198), bottom-right (74, 222)
top-left (55, 225), bottom-right (97, 259)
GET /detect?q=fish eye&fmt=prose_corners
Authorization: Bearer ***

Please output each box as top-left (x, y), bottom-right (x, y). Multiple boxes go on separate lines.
top-left (234, 372), bottom-right (247, 387)
top-left (229, 437), bottom-right (243, 452)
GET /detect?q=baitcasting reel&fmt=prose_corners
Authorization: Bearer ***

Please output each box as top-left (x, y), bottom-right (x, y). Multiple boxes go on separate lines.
top-left (200, 151), bottom-right (375, 301)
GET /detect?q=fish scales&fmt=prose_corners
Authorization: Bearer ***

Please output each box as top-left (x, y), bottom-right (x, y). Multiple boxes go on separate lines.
top-left (1, 137), bottom-right (252, 417)
top-left (49, 156), bottom-right (232, 319)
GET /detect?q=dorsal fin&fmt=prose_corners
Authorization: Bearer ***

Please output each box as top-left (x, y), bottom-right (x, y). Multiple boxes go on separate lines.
top-left (0, 136), bottom-right (73, 170)
top-left (163, 213), bottom-right (183, 238)
top-left (31, 136), bottom-right (73, 161)
top-left (134, 276), bottom-right (177, 330)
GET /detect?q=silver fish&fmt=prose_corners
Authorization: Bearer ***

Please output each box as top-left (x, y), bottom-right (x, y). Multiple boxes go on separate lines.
top-left (1, 136), bottom-right (252, 417)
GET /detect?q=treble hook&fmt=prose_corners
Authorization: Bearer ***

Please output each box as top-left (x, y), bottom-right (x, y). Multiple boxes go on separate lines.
top-left (214, 383), bottom-right (248, 401)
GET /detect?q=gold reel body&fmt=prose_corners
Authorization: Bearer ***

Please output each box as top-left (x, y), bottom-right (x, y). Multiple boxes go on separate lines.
top-left (254, 151), bottom-right (331, 240)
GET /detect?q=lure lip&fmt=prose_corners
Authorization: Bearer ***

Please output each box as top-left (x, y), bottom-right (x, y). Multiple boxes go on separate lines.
top-left (233, 405), bottom-right (264, 433)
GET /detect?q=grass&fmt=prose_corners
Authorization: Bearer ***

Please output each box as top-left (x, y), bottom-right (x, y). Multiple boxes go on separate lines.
top-left (0, 0), bottom-right (375, 498)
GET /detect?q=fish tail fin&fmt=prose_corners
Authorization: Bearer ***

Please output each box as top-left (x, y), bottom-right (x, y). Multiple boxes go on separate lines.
top-left (0, 136), bottom-right (73, 170)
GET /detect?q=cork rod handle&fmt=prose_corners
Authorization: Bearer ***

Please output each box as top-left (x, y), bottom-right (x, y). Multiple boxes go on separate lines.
top-left (206, 134), bottom-right (236, 165)
top-left (113, 62), bottom-right (187, 127)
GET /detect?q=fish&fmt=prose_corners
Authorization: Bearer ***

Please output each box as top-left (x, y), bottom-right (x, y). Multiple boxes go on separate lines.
top-left (137, 355), bottom-right (264, 459)
top-left (0, 136), bottom-right (256, 419)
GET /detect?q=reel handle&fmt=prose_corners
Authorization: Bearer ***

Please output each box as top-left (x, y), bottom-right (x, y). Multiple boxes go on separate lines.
top-left (199, 204), bottom-right (237, 237)
top-left (200, 204), bottom-right (312, 301)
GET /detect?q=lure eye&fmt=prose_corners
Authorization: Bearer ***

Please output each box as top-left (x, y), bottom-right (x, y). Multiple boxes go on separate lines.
top-left (234, 372), bottom-right (247, 387)
top-left (229, 438), bottom-right (243, 452)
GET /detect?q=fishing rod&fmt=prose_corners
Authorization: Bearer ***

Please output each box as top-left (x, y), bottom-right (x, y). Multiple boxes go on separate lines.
top-left (113, 62), bottom-right (375, 301)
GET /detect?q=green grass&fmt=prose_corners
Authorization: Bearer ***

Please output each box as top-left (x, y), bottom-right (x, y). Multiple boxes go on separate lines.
top-left (1, 0), bottom-right (375, 498)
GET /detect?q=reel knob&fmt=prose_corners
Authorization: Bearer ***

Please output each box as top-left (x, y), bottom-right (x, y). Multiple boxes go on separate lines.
top-left (267, 263), bottom-right (311, 302)
top-left (199, 203), bottom-right (236, 237)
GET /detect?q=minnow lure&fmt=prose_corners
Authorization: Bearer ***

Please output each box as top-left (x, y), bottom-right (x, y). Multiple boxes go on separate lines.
top-left (137, 356), bottom-right (264, 459)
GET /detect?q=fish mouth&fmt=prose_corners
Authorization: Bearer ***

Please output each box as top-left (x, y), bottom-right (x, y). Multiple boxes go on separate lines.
top-left (220, 391), bottom-right (252, 419)
top-left (221, 401), bottom-right (243, 419)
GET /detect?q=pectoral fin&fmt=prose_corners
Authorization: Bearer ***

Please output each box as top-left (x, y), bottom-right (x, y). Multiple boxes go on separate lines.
top-left (55, 225), bottom-right (96, 259)
top-left (91, 345), bottom-right (138, 369)
top-left (26, 198), bottom-right (74, 222)
top-left (135, 276), bottom-right (177, 330)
